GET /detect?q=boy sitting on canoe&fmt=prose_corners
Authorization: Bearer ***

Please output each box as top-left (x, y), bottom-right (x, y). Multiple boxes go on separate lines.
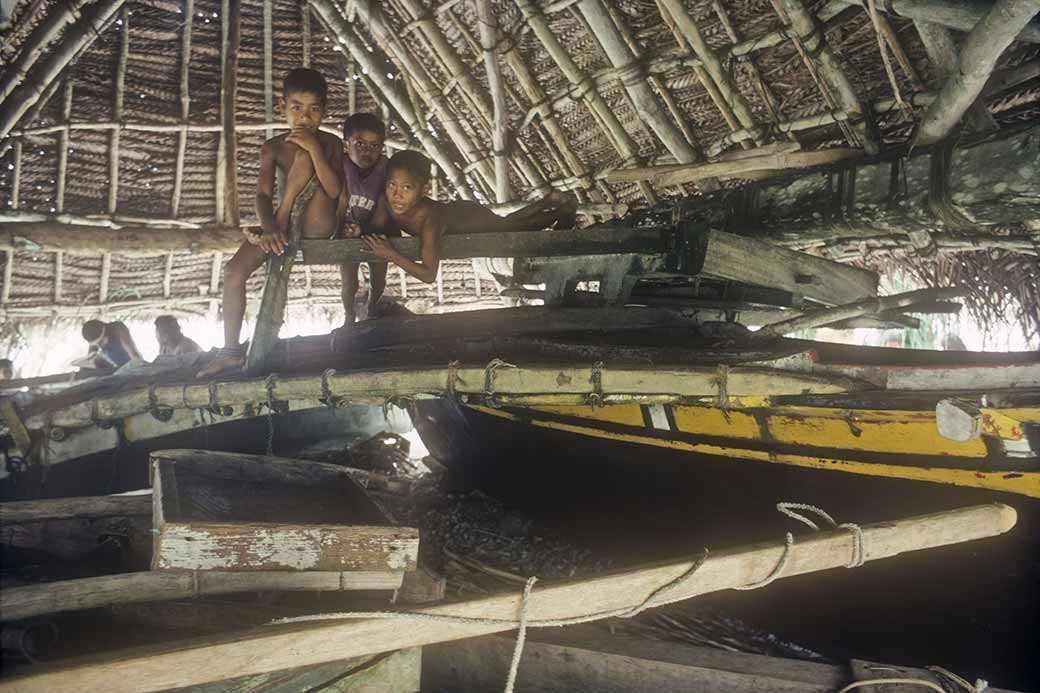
top-left (362, 150), bottom-right (576, 284)
top-left (198, 67), bottom-right (342, 378)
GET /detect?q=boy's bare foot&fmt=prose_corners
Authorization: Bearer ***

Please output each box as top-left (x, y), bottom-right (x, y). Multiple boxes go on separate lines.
top-left (196, 346), bottom-right (246, 379)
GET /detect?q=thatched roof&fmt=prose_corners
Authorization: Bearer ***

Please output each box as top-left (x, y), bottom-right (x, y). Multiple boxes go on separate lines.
top-left (0, 0), bottom-right (1038, 330)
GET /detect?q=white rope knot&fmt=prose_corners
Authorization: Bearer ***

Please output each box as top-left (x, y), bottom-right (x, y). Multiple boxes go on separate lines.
top-left (587, 361), bottom-right (604, 408)
top-left (484, 358), bottom-right (517, 407)
top-left (320, 368), bottom-right (337, 409)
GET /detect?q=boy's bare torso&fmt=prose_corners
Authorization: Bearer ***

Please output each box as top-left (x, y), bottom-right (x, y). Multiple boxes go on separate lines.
top-left (370, 195), bottom-right (444, 242)
top-left (268, 131), bottom-right (341, 238)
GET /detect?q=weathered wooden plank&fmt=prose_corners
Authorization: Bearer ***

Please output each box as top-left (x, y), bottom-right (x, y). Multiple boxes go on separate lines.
top-left (0, 503), bottom-right (1016, 692)
top-left (0, 492), bottom-right (151, 523)
top-left (0, 570), bottom-right (405, 622)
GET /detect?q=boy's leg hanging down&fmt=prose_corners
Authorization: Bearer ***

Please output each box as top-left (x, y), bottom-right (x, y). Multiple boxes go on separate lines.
top-left (368, 261), bottom-right (388, 317)
top-left (340, 262), bottom-right (361, 326)
top-left (195, 242), bottom-right (266, 378)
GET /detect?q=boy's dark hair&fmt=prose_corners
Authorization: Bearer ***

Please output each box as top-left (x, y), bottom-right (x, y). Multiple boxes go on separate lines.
top-left (0, 358), bottom-right (12, 370)
top-left (387, 150), bottom-right (432, 185)
top-left (82, 320), bottom-right (105, 342)
top-left (343, 113), bottom-right (386, 139)
top-left (283, 67), bottom-right (327, 104)
top-left (154, 315), bottom-right (181, 335)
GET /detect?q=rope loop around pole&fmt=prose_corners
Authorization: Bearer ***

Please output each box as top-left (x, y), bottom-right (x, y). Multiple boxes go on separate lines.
top-left (320, 368), bottom-right (338, 410)
top-left (587, 361), bottom-right (604, 408)
top-left (445, 360), bottom-right (461, 398)
top-left (484, 358), bottom-right (517, 408)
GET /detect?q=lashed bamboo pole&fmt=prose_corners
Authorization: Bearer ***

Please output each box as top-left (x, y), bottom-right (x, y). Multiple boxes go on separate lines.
top-left (172, 0), bottom-right (193, 218)
top-left (0, 0), bottom-right (127, 141)
top-left (577, 0), bottom-right (700, 167)
top-left (1, 211), bottom-right (207, 229)
top-left (308, 0), bottom-right (475, 199)
top-left (162, 252), bottom-right (174, 298)
top-left (108, 7), bottom-right (128, 216)
top-left (608, 146), bottom-right (858, 185)
top-left (913, 0), bottom-right (1040, 147)
top-left (514, 0), bottom-right (656, 204)
top-left (345, 0), bottom-right (497, 190)
top-left (394, 0), bottom-right (547, 194)
top-left (0, 0), bottom-right (91, 103)
top-left (263, 0), bottom-right (273, 141)
top-left (301, 4), bottom-right (311, 67)
top-left (99, 252), bottom-right (111, 305)
top-left (10, 141), bottom-right (21, 209)
top-left (220, 0), bottom-right (241, 226)
top-left (476, 0), bottom-right (512, 203)
top-left (773, 0), bottom-right (879, 154)
top-left (656, 0), bottom-right (759, 137)
top-left (829, 0), bottom-right (1040, 43)
top-left (56, 80), bottom-right (73, 213)
top-left (0, 504), bottom-right (1017, 692)
top-left (869, 10), bottom-right (925, 92)
top-left (914, 21), bottom-right (997, 133)
top-left (54, 250), bottom-right (63, 302)
top-left (1, 252), bottom-right (12, 304)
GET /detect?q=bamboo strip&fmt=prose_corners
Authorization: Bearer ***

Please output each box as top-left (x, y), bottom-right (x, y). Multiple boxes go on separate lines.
top-left (1, 252), bottom-right (12, 304)
top-left (0, 504), bottom-right (1016, 692)
top-left (54, 250), bottom-right (63, 302)
top-left (10, 140), bottom-right (21, 209)
top-left (172, 0), bottom-right (193, 218)
top-left (56, 81), bottom-right (74, 214)
top-left (99, 253), bottom-right (111, 305)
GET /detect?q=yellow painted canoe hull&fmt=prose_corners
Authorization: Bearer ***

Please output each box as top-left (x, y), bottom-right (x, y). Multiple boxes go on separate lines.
top-left (465, 402), bottom-right (1040, 498)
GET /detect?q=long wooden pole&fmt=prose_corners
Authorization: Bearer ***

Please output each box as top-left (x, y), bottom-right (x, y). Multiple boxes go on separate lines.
top-left (476, 0), bottom-right (512, 203)
top-left (0, 504), bottom-right (1017, 692)
top-left (220, 0), bottom-right (241, 226)
top-left (914, 20), bottom-right (997, 133)
top-left (829, 0), bottom-right (1040, 43)
top-left (913, 0), bottom-right (1040, 147)
top-left (56, 80), bottom-right (74, 213)
top-left (108, 7), bottom-right (128, 215)
top-left (172, 0), bottom-right (194, 217)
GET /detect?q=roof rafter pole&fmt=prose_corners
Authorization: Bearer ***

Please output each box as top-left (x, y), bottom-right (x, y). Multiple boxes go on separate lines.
top-left (108, 6), bottom-right (128, 216)
top-left (172, 0), bottom-right (193, 218)
top-left (263, 0), bottom-right (273, 141)
top-left (395, 0), bottom-right (548, 195)
top-left (867, 9), bottom-right (925, 91)
top-left (0, 0), bottom-right (127, 141)
top-left (476, 0), bottom-right (512, 203)
top-left (772, 0), bottom-right (879, 154)
top-left (655, 0), bottom-right (759, 138)
top-left (0, 0), bottom-right (91, 104)
top-left (1, 251), bottom-right (12, 304)
top-left (307, 0), bottom-right (475, 199)
top-left (10, 141), bottom-right (22, 209)
top-left (163, 252), bottom-right (174, 298)
top-left (99, 252), bottom-right (111, 305)
top-left (54, 250), bottom-right (63, 302)
top-left (301, 4), bottom-right (311, 67)
top-left (829, 0), bottom-right (1040, 43)
top-left (513, 0), bottom-right (656, 203)
top-left (218, 0), bottom-right (241, 226)
top-left (577, 0), bottom-right (700, 166)
top-left (346, 0), bottom-right (497, 191)
top-left (56, 80), bottom-right (74, 213)
top-left (913, 0), bottom-right (1040, 147)
top-left (914, 20), bottom-right (998, 134)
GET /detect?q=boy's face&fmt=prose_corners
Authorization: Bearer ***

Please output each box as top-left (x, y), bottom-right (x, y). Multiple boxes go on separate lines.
top-left (283, 90), bottom-right (325, 130)
top-left (386, 169), bottom-right (428, 217)
top-left (345, 129), bottom-right (385, 171)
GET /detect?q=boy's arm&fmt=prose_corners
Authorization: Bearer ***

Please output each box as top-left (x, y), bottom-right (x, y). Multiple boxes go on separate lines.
top-left (113, 322), bottom-right (143, 361)
top-left (255, 142), bottom-right (287, 253)
top-left (364, 214), bottom-right (441, 284)
top-left (286, 129), bottom-right (342, 199)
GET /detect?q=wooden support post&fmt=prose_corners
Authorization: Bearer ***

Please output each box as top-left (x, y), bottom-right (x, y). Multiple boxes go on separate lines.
top-left (476, 0), bottom-right (512, 203)
top-left (0, 504), bottom-right (1017, 692)
top-left (172, 0), bottom-right (193, 217)
top-left (1, 251), bottom-right (12, 304)
top-left (108, 6), bottom-right (128, 215)
top-left (162, 251), bottom-right (174, 298)
top-left (53, 250), bottom-right (62, 303)
top-left (301, 4), bottom-right (310, 67)
top-left (209, 252), bottom-right (222, 296)
top-left (263, 0), bottom-right (273, 142)
top-left (56, 80), bottom-right (73, 213)
top-left (99, 252), bottom-right (111, 305)
top-left (219, 0), bottom-right (241, 226)
top-left (913, 0), bottom-right (1039, 147)
top-left (773, 0), bottom-right (879, 154)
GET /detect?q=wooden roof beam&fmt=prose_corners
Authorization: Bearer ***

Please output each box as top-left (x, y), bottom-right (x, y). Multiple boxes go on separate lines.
top-left (829, 0), bottom-right (1040, 43)
top-left (915, 20), bottom-right (998, 133)
top-left (0, 0), bottom-right (126, 140)
top-left (914, 0), bottom-right (1040, 147)
top-left (0, 0), bottom-right (91, 104)
top-left (108, 7), bottom-right (128, 216)
top-left (476, 0), bottom-right (512, 203)
top-left (514, 0), bottom-right (657, 204)
top-left (171, 0), bottom-right (193, 217)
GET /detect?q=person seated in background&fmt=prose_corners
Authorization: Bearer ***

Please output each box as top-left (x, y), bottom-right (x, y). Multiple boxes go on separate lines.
top-left (154, 315), bottom-right (202, 357)
top-left (362, 150), bottom-right (577, 284)
top-left (80, 320), bottom-right (143, 370)
top-left (0, 358), bottom-right (13, 381)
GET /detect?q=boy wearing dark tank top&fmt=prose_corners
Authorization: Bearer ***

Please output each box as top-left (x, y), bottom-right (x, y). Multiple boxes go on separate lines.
top-left (336, 114), bottom-right (391, 327)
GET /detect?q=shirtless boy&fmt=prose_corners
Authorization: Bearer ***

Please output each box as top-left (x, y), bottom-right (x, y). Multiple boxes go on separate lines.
top-left (337, 113), bottom-right (389, 326)
top-left (199, 67), bottom-right (342, 377)
top-left (363, 150), bottom-right (576, 284)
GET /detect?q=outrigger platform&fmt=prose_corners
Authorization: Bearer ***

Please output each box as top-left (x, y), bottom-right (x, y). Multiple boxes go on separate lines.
top-left (4, 305), bottom-right (1038, 498)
